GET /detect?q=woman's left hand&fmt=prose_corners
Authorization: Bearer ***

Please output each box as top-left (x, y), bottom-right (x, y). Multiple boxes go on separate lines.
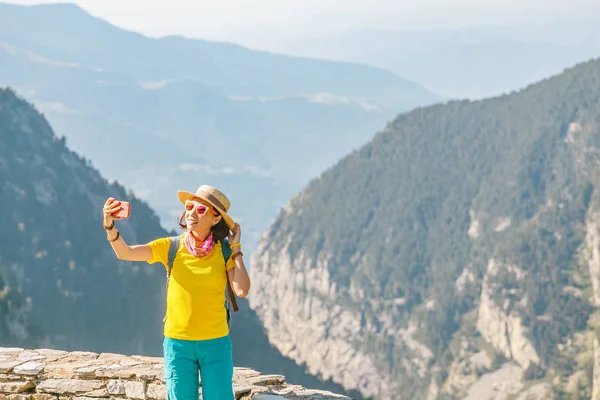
top-left (228, 223), bottom-right (241, 245)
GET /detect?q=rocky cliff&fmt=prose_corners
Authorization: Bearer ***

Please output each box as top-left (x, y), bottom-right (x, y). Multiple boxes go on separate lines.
top-left (0, 346), bottom-right (349, 400)
top-left (249, 58), bottom-right (600, 399)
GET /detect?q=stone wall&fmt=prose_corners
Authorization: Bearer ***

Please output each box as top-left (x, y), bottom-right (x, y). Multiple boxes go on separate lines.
top-left (0, 347), bottom-right (350, 400)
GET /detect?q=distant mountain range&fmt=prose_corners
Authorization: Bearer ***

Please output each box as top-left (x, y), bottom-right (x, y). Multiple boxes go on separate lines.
top-left (271, 21), bottom-right (600, 99)
top-left (0, 2), bottom-right (441, 254)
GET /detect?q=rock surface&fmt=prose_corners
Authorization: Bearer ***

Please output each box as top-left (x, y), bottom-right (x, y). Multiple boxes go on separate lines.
top-left (0, 347), bottom-right (350, 400)
top-left (476, 259), bottom-right (540, 370)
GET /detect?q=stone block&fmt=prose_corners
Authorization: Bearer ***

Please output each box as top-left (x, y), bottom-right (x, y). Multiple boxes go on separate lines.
top-left (106, 381), bottom-right (124, 396)
top-left (124, 382), bottom-right (145, 400)
top-left (37, 379), bottom-right (105, 395)
top-left (0, 362), bottom-right (25, 375)
top-left (31, 395), bottom-right (56, 400)
top-left (13, 362), bottom-right (44, 376)
top-left (82, 388), bottom-right (108, 398)
top-left (233, 385), bottom-right (252, 400)
top-left (146, 384), bottom-right (165, 400)
top-left (246, 375), bottom-right (285, 386)
top-left (0, 381), bottom-right (35, 394)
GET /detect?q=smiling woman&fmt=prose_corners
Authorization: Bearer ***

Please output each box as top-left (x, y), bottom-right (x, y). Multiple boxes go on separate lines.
top-left (101, 184), bottom-right (250, 400)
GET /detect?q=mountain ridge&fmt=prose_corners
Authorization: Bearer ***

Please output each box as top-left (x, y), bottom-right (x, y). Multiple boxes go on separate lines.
top-left (0, 1), bottom-right (440, 108)
top-left (249, 57), bottom-right (600, 399)
top-left (271, 22), bottom-right (600, 99)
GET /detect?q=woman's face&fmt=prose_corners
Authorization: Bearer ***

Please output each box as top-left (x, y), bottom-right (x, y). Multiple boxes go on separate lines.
top-left (184, 199), bottom-right (222, 235)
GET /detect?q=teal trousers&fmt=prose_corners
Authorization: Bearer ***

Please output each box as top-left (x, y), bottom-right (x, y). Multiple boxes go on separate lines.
top-left (163, 335), bottom-right (234, 400)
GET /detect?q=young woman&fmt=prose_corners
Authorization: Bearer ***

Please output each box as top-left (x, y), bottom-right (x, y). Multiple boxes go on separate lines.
top-left (102, 185), bottom-right (251, 400)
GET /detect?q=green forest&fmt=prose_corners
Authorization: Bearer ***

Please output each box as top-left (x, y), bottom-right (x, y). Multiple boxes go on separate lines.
top-left (262, 58), bottom-right (600, 398)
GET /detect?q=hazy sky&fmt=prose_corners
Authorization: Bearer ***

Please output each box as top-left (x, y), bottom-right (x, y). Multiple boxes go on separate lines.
top-left (7, 0), bottom-right (600, 48)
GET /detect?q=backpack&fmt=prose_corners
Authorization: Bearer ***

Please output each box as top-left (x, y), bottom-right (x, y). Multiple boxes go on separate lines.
top-left (162, 236), bottom-right (239, 327)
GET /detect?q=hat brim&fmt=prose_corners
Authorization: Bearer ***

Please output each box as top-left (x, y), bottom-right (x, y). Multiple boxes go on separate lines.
top-left (177, 191), bottom-right (235, 230)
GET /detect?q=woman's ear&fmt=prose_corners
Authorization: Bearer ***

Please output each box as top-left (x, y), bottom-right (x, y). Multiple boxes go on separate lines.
top-left (212, 215), bottom-right (223, 226)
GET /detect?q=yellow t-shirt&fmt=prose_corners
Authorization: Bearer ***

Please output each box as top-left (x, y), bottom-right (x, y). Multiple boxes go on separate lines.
top-left (147, 234), bottom-right (235, 340)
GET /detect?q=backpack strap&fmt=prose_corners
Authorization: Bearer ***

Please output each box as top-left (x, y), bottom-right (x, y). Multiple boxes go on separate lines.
top-left (163, 236), bottom-right (180, 323)
top-left (222, 238), bottom-right (239, 313)
top-left (167, 236), bottom-right (179, 272)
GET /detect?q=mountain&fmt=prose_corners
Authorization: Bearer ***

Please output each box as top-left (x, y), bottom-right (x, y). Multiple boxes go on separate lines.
top-left (0, 86), bottom-right (171, 354)
top-left (0, 273), bottom-right (41, 348)
top-left (0, 2), bottom-right (435, 108)
top-left (0, 2), bottom-right (441, 252)
top-left (272, 21), bottom-right (600, 99)
top-left (249, 58), bottom-right (600, 399)
top-left (0, 87), bottom-right (361, 399)
top-left (229, 300), bottom-right (367, 400)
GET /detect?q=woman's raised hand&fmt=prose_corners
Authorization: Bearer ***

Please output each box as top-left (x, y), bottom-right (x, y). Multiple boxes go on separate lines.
top-left (102, 197), bottom-right (123, 227)
top-left (228, 223), bottom-right (241, 245)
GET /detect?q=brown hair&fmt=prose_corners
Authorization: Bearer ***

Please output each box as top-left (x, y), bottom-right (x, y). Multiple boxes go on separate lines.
top-left (177, 211), bottom-right (229, 243)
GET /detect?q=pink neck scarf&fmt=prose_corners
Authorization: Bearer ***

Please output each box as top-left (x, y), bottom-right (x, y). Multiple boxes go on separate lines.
top-left (184, 231), bottom-right (215, 257)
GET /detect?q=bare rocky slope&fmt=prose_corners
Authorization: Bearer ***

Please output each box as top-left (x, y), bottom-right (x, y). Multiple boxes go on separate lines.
top-left (249, 58), bottom-right (600, 399)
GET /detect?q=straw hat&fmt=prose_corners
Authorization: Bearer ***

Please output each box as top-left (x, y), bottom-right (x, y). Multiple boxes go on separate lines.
top-left (177, 185), bottom-right (235, 230)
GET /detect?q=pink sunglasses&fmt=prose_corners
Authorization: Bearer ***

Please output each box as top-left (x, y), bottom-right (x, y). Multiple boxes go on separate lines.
top-left (185, 200), bottom-right (218, 216)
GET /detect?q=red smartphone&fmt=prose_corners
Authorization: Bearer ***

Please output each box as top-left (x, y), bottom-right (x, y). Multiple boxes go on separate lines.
top-left (112, 201), bottom-right (130, 219)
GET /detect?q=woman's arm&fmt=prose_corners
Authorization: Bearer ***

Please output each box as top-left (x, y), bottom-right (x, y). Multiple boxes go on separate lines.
top-left (106, 229), bottom-right (153, 261)
top-left (103, 197), bottom-right (153, 262)
top-left (227, 253), bottom-right (250, 298)
top-left (226, 223), bottom-right (251, 297)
